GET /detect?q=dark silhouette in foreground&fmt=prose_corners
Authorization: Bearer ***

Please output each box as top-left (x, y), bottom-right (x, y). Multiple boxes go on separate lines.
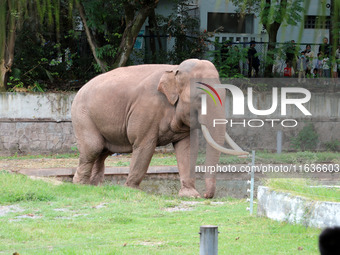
top-left (319, 226), bottom-right (340, 255)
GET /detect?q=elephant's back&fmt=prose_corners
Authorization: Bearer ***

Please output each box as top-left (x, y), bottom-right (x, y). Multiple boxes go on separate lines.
top-left (71, 64), bottom-right (177, 145)
top-left (74, 64), bottom-right (175, 102)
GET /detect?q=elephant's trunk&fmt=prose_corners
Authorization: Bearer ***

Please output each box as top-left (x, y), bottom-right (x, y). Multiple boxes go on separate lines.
top-left (201, 125), bottom-right (248, 156)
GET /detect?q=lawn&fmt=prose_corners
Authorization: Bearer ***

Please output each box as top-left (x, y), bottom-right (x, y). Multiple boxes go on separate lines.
top-left (265, 178), bottom-right (340, 202)
top-left (0, 171), bottom-right (322, 255)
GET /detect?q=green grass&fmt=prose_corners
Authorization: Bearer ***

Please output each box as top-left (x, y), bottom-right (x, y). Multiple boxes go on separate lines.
top-left (0, 153), bottom-right (79, 160)
top-left (0, 171), bottom-right (322, 255)
top-left (265, 178), bottom-right (340, 202)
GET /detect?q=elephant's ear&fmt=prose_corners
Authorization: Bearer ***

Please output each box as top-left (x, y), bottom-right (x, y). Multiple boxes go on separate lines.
top-left (157, 70), bottom-right (179, 105)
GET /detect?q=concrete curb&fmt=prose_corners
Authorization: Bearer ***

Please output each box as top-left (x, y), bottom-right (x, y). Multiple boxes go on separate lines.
top-left (18, 166), bottom-right (179, 177)
top-left (257, 186), bottom-right (340, 228)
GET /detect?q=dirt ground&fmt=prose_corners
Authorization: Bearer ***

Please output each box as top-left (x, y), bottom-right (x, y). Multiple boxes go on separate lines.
top-left (0, 154), bottom-right (132, 173)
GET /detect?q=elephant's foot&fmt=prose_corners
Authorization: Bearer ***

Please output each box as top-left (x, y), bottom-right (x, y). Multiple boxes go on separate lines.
top-left (124, 182), bottom-right (142, 190)
top-left (73, 172), bottom-right (91, 185)
top-left (178, 188), bottom-right (201, 198)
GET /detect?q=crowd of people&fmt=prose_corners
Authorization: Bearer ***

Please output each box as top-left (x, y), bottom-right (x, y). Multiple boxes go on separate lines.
top-left (284, 38), bottom-right (340, 82)
top-left (219, 37), bottom-right (340, 81)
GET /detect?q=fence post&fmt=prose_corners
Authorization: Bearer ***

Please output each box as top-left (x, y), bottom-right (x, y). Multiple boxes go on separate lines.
top-left (199, 225), bottom-right (218, 255)
top-left (277, 130), bottom-right (282, 154)
top-left (247, 150), bottom-right (255, 215)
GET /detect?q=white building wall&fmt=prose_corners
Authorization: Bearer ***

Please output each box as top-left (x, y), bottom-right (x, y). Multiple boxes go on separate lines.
top-left (276, 0), bottom-right (330, 44)
top-left (198, 0), bottom-right (331, 45)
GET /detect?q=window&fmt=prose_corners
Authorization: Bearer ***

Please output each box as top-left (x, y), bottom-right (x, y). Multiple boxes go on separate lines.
top-left (207, 13), bottom-right (254, 33)
top-left (304, 16), bottom-right (330, 29)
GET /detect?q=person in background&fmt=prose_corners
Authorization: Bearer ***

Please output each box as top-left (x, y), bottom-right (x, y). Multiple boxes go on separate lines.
top-left (286, 40), bottom-right (297, 74)
top-left (283, 62), bottom-right (294, 77)
top-left (304, 44), bottom-right (314, 77)
top-left (331, 57), bottom-right (338, 82)
top-left (220, 40), bottom-right (232, 63)
top-left (319, 37), bottom-right (330, 57)
top-left (322, 54), bottom-right (331, 82)
top-left (296, 51), bottom-right (307, 83)
top-left (336, 44), bottom-right (340, 78)
top-left (247, 40), bottom-right (260, 77)
top-left (313, 52), bottom-right (323, 78)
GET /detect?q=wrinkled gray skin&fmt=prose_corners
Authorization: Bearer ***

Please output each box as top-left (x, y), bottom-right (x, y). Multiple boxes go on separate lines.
top-left (72, 59), bottom-right (226, 198)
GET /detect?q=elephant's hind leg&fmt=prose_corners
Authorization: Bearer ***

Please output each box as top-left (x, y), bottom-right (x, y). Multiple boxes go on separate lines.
top-left (73, 136), bottom-right (105, 185)
top-left (73, 155), bottom-right (96, 184)
top-left (90, 151), bottom-right (111, 185)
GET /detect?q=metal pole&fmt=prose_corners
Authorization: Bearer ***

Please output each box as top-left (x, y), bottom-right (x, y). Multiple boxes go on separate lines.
top-left (247, 150), bottom-right (255, 215)
top-left (199, 225), bottom-right (218, 255)
top-left (277, 130), bottom-right (282, 154)
top-left (250, 150), bottom-right (255, 215)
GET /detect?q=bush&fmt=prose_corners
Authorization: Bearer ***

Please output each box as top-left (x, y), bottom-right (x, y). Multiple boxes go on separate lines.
top-left (324, 140), bottom-right (340, 152)
top-left (290, 123), bottom-right (319, 151)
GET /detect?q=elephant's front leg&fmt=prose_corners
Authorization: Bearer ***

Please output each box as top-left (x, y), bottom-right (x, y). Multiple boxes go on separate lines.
top-left (173, 131), bottom-right (200, 198)
top-left (125, 142), bottom-right (157, 188)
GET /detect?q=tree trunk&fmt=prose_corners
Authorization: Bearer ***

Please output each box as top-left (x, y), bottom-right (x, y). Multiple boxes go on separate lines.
top-left (329, 0), bottom-right (339, 56)
top-left (148, 9), bottom-right (157, 63)
top-left (0, 61), bottom-right (6, 92)
top-left (76, 1), bottom-right (108, 73)
top-left (0, 0), bottom-right (6, 91)
top-left (112, 1), bottom-right (159, 68)
top-left (264, 23), bottom-right (280, 77)
top-left (0, 0), bottom-right (17, 91)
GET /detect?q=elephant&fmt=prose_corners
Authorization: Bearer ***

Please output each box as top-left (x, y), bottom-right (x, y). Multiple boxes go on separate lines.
top-left (71, 59), bottom-right (247, 198)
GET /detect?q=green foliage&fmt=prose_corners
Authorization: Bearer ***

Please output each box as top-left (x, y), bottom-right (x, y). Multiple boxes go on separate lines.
top-left (230, 0), bottom-right (304, 76)
top-left (231, 0), bottom-right (303, 27)
top-left (291, 151), bottom-right (318, 164)
top-left (157, 1), bottom-right (211, 64)
top-left (211, 42), bottom-right (248, 78)
top-left (290, 123), bottom-right (319, 151)
top-left (324, 140), bottom-right (340, 152)
top-left (260, 0), bottom-right (303, 26)
top-left (81, 0), bottom-right (124, 66)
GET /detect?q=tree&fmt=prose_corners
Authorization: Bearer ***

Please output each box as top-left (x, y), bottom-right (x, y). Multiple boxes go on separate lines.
top-left (0, 0), bottom-right (62, 91)
top-left (76, 1), bottom-right (108, 73)
top-left (77, 0), bottom-right (159, 72)
top-left (158, 1), bottom-right (212, 64)
top-left (231, 0), bottom-right (303, 76)
top-left (0, 0), bottom-right (21, 91)
top-left (113, 0), bottom-right (159, 68)
top-left (329, 0), bottom-right (339, 56)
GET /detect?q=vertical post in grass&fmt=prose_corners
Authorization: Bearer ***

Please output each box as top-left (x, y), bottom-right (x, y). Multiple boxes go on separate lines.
top-left (249, 150), bottom-right (255, 215)
top-left (247, 150), bottom-right (255, 215)
top-left (199, 225), bottom-right (218, 255)
top-left (277, 130), bottom-right (282, 154)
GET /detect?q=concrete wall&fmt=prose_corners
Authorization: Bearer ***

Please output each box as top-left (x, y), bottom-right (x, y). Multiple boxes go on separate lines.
top-left (257, 186), bottom-right (340, 228)
top-left (0, 91), bottom-right (339, 155)
top-left (0, 93), bottom-right (76, 156)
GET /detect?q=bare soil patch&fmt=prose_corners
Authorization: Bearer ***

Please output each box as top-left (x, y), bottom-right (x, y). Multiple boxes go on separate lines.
top-left (0, 154), bottom-right (132, 172)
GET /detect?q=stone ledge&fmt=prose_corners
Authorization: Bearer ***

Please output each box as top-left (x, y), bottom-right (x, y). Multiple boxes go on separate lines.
top-left (257, 186), bottom-right (340, 228)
